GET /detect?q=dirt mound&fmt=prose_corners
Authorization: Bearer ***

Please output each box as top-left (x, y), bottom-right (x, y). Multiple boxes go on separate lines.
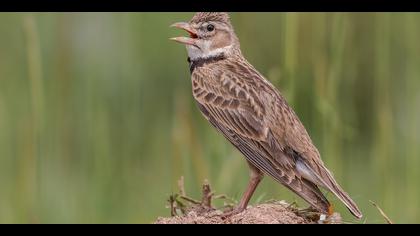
top-left (154, 178), bottom-right (342, 224)
top-left (155, 202), bottom-right (312, 224)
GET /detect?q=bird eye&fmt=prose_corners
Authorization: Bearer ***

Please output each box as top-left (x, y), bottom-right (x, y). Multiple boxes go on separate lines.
top-left (206, 24), bottom-right (215, 32)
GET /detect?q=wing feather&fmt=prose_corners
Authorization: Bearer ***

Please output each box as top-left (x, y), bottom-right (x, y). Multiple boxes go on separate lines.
top-left (197, 103), bottom-right (329, 214)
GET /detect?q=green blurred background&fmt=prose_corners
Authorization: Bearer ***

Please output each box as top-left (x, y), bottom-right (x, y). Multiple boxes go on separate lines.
top-left (0, 12), bottom-right (419, 223)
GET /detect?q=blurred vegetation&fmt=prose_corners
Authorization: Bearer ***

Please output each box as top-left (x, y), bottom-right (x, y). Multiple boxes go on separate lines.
top-left (0, 12), bottom-right (419, 223)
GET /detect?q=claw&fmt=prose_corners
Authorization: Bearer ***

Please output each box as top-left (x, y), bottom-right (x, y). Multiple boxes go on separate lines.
top-left (221, 206), bottom-right (246, 219)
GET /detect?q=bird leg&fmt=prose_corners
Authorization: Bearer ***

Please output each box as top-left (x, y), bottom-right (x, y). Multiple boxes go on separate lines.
top-left (222, 162), bottom-right (263, 218)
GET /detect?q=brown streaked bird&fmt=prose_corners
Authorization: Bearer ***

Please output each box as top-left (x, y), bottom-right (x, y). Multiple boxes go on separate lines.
top-left (170, 12), bottom-right (362, 219)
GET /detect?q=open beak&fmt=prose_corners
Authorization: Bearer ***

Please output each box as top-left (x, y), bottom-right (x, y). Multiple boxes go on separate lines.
top-left (170, 22), bottom-right (199, 46)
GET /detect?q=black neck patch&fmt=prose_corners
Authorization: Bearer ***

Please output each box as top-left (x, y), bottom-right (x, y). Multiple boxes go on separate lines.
top-left (188, 54), bottom-right (226, 73)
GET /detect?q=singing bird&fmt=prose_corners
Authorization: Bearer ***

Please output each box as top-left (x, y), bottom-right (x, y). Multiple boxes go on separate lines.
top-left (170, 12), bottom-right (362, 219)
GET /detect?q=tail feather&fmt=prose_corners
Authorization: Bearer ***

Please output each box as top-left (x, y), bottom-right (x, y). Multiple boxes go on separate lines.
top-left (297, 160), bottom-right (363, 219)
top-left (321, 168), bottom-right (363, 219)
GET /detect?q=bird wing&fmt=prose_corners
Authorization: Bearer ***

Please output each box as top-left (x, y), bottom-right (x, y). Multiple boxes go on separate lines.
top-left (261, 72), bottom-right (363, 218)
top-left (192, 68), bottom-right (330, 213)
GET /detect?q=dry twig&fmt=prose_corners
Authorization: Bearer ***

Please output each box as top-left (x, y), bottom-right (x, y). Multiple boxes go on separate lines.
top-left (370, 200), bottom-right (393, 224)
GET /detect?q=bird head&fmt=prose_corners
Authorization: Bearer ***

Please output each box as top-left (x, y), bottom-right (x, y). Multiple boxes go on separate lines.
top-left (170, 12), bottom-right (240, 60)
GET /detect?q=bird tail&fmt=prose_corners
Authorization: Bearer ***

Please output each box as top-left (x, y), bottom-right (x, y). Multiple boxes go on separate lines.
top-left (322, 169), bottom-right (363, 219)
top-left (297, 160), bottom-right (363, 219)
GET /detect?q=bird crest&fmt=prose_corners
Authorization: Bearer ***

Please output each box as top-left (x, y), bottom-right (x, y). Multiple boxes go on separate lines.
top-left (190, 12), bottom-right (231, 24)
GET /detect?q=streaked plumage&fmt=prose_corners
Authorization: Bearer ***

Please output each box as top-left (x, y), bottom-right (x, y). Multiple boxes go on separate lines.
top-left (171, 12), bottom-right (362, 219)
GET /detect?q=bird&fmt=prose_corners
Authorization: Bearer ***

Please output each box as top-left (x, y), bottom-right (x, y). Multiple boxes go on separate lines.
top-left (170, 12), bottom-right (362, 219)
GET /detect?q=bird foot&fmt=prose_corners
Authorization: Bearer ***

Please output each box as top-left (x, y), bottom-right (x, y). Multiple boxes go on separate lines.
top-left (295, 206), bottom-right (322, 221)
top-left (221, 206), bottom-right (246, 219)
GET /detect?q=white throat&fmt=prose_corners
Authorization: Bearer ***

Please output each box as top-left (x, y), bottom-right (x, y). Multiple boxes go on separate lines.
top-left (187, 44), bottom-right (232, 61)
